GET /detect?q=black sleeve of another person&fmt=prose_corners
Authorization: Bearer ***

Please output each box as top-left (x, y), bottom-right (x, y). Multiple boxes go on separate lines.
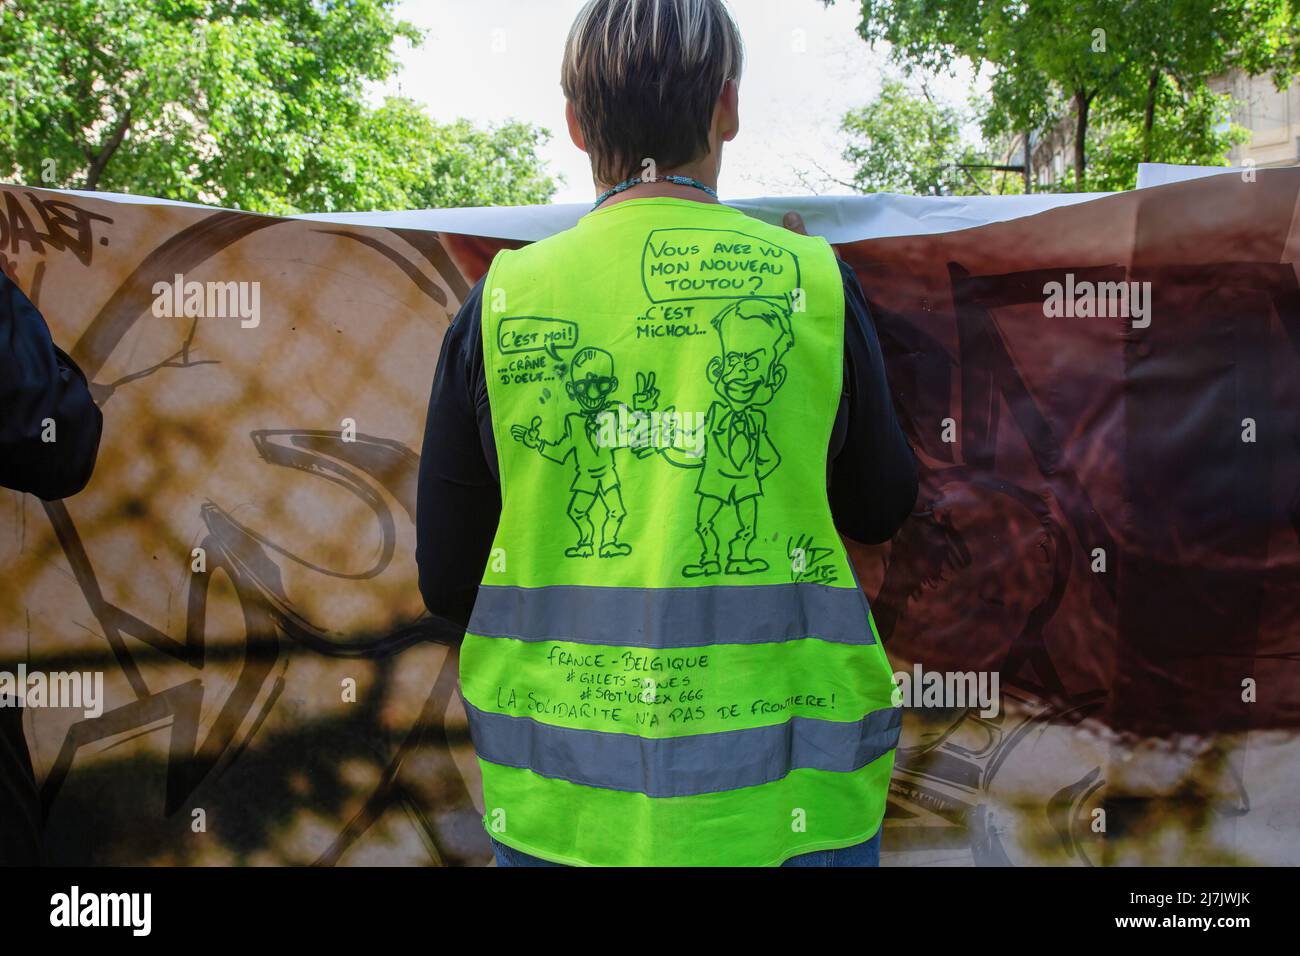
top-left (0, 271), bottom-right (102, 865)
top-left (0, 272), bottom-right (102, 498)
top-left (415, 278), bottom-right (501, 640)
top-left (827, 260), bottom-right (918, 544)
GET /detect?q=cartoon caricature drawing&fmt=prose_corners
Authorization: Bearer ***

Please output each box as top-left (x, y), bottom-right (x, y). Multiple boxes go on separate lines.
top-left (641, 297), bottom-right (794, 576)
top-left (511, 346), bottom-right (658, 558)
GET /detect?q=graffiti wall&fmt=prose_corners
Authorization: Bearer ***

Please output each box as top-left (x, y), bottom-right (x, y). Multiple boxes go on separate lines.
top-left (1, 173), bottom-right (1298, 865)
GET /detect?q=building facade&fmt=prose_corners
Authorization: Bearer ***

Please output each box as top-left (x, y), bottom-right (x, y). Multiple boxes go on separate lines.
top-left (1011, 70), bottom-right (1298, 190)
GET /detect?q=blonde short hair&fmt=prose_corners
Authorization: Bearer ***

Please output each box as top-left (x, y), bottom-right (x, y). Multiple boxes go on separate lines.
top-left (562, 0), bottom-right (744, 185)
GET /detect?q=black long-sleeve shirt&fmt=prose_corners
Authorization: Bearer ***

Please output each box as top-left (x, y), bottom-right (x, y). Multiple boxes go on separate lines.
top-left (416, 259), bottom-right (917, 631)
top-left (1, 273), bottom-right (102, 498)
top-left (0, 269), bottom-right (103, 865)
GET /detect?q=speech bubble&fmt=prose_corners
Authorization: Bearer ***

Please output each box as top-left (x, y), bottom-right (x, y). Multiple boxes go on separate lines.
top-left (497, 316), bottom-right (579, 363)
top-left (641, 228), bottom-right (801, 302)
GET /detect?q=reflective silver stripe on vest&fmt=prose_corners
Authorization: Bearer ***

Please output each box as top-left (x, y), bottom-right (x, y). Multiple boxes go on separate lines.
top-left (464, 701), bottom-right (901, 798)
top-left (467, 583), bottom-right (875, 647)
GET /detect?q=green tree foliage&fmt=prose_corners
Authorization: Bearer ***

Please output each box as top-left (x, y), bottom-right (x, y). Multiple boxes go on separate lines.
top-left (1084, 79), bottom-right (1250, 191)
top-left (841, 79), bottom-right (962, 194)
top-left (304, 100), bottom-right (557, 211)
top-left (840, 78), bottom-right (1024, 195)
top-left (834, 0), bottom-right (1298, 191)
top-left (0, 0), bottom-right (556, 211)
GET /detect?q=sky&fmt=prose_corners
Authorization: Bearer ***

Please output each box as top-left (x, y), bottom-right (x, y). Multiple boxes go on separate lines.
top-left (379, 0), bottom-right (985, 203)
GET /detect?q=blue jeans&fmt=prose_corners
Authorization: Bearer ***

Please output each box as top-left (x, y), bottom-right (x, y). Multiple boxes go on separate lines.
top-left (491, 828), bottom-right (882, 867)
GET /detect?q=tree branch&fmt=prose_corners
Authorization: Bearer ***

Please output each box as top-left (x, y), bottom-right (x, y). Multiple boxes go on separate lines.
top-left (83, 103), bottom-right (132, 190)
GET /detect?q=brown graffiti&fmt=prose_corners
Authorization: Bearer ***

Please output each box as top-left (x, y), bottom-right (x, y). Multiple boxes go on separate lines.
top-left (0, 190), bottom-right (114, 266)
